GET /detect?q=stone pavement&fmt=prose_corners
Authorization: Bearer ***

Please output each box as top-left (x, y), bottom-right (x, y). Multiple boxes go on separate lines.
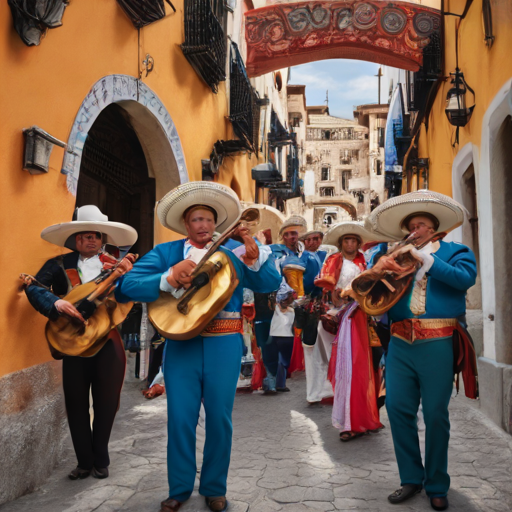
top-left (2, 354), bottom-right (512, 512)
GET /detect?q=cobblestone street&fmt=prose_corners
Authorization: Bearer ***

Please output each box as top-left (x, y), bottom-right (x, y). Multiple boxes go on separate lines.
top-left (2, 356), bottom-right (512, 512)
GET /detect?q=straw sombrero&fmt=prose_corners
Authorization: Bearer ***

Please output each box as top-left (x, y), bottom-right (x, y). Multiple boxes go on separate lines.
top-left (240, 202), bottom-right (286, 244)
top-left (365, 190), bottom-right (464, 240)
top-left (323, 221), bottom-right (389, 247)
top-left (279, 215), bottom-right (308, 239)
top-left (41, 205), bottom-right (138, 250)
top-left (300, 230), bottom-right (324, 240)
top-left (157, 182), bottom-right (241, 235)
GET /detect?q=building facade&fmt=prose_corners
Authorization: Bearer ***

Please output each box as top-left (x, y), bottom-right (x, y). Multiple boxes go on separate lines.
top-left (303, 109), bottom-right (369, 230)
top-left (0, 0), bottom-right (293, 503)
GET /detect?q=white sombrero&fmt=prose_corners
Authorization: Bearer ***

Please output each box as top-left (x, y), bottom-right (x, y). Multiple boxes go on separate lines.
top-left (157, 181), bottom-right (241, 235)
top-left (240, 202), bottom-right (286, 244)
top-left (365, 190), bottom-right (465, 240)
top-left (279, 215), bottom-right (308, 239)
top-left (323, 221), bottom-right (391, 247)
top-left (41, 205), bottom-right (138, 250)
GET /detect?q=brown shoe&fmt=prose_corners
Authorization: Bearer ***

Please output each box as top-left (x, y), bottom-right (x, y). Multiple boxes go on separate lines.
top-left (68, 467), bottom-right (91, 480)
top-left (205, 496), bottom-right (228, 512)
top-left (160, 498), bottom-right (183, 512)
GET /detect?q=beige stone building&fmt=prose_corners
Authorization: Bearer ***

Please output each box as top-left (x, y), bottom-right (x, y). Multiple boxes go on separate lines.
top-left (302, 107), bottom-right (370, 230)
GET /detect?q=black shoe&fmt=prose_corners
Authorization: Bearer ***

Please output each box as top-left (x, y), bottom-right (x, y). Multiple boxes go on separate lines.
top-left (276, 387), bottom-right (290, 392)
top-left (92, 467), bottom-right (109, 479)
top-left (68, 467), bottom-right (91, 480)
top-left (430, 496), bottom-right (449, 511)
top-left (388, 484), bottom-right (422, 504)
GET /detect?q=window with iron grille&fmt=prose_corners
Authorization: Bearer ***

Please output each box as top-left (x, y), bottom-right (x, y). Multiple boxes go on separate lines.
top-left (229, 43), bottom-right (258, 153)
top-left (180, 0), bottom-right (226, 93)
top-left (339, 149), bottom-right (359, 165)
top-left (320, 187), bottom-right (334, 197)
top-left (321, 167), bottom-right (330, 181)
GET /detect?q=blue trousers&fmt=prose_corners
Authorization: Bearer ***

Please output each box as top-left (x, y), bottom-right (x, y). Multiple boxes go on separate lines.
top-left (386, 336), bottom-right (454, 497)
top-left (273, 336), bottom-right (294, 389)
top-left (254, 320), bottom-right (279, 377)
top-left (163, 334), bottom-right (242, 501)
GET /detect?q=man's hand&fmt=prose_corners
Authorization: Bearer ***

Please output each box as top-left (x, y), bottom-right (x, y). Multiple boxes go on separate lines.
top-left (372, 254), bottom-right (417, 276)
top-left (234, 225), bottom-right (259, 266)
top-left (54, 299), bottom-right (85, 323)
top-left (167, 259), bottom-right (197, 289)
top-left (115, 253), bottom-right (137, 276)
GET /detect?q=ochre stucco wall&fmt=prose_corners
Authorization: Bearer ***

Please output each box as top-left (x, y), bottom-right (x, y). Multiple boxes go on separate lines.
top-left (0, 1), bottom-right (261, 377)
top-left (426, 0), bottom-right (512, 195)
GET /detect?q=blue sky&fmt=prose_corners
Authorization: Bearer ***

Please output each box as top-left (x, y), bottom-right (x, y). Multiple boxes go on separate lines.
top-left (289, 59), bottom-right (382, 120)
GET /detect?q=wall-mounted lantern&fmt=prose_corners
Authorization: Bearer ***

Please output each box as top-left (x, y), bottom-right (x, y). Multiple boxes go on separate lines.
top-left (445, 69), bottom-right (475, 127)
top-left (23, 126), bottom-right (66, 175)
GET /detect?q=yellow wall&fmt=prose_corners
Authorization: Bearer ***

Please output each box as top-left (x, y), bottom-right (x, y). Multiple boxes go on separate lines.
top-left (0, 1), bottom-right (260, 377)
top-left (426, 0), bottom-right (512, 195)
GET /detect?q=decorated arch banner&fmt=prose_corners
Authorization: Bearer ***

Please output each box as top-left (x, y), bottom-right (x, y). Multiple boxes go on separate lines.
top-left (244, 1), bottom-right (441, 77)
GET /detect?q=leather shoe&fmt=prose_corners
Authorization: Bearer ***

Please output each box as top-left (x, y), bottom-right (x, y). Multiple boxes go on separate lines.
top-left (430, 496), bottom-right (449, 511)
top-left (160, 498), bottom-right (183, 512)
top-left (92, 467), bottom-right (109, 479)
top-left (68, 467), bottom-right (91, 480)
top-left (205, 496), bottom-right (228, 512)
top-left (388, 484), bottom-right (422, 504)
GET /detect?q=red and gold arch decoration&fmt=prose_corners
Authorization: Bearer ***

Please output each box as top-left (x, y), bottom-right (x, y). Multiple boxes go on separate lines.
top-left (244, 1), bottom-right (441, 77)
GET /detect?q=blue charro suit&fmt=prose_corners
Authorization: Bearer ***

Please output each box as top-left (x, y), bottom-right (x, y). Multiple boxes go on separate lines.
top-left (115, 239), bottom-right (281, 502)
top-left (385, 240), bottom-right (477, 498)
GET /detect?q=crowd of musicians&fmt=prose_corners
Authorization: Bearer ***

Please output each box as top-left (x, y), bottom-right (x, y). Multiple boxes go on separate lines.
top-left (22, 181), bottom-right (479, 512)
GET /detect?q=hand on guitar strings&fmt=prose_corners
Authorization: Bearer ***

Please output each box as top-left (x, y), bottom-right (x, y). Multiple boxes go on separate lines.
top-left (371, 253), bottom-right (419, 277)
top-left (167, 259), bottom-right (197, 289)
top-left (54, 299), bottom-right (85, 323)
top-left (233, 225), bottom-right (259, 266)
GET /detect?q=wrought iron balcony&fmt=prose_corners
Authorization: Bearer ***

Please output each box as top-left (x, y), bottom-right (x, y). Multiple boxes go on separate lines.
top-left (229, 43), bottom-right (259, 154)
top-left (117, 0), bottom-right (176, 29)
top-left (180, 0), bottom-right (226, 93)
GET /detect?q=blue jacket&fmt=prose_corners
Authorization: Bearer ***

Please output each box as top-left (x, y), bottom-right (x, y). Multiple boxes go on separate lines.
top-left (115, 239), bottom-right (281, 316)
top-left (389, 241), bottom-right (477, 322)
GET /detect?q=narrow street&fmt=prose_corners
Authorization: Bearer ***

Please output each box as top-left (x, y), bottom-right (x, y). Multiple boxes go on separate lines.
top-left (2, 355), bottom-right (511, 512)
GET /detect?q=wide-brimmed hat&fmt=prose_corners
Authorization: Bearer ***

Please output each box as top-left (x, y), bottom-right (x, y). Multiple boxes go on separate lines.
top-left (323, 221), bottom-right (389, 247)
top-left (279, 215), bottom-right (308, 239)
top-left (365, 190), bottom-right (464, 240)
top-left (41, 205), bottom-right (138, 250)
top-left (300, 230), bottom-right (324, 240)
top-left (240, 202), bottom-right (286, 244)
top-left (157, 182), bottom-right (242, 235)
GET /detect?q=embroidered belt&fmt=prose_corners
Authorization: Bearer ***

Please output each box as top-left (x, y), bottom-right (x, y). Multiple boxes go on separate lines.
top-left (202, 318), bottom-right (243, 336)
top-left (391, 318), bottom-right (458, 344)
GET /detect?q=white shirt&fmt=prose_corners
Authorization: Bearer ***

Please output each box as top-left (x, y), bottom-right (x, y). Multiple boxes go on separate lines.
top-left (336, 258), bottom-right (362, 290)
top-left (159, 240), bottom-right (270, 298)
top-left (269, 305), bottom-right (295, 337)
top-left (77, 254), bottom-right (103, 284)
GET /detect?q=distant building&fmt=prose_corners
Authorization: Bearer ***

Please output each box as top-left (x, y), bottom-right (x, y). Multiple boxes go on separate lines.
top-left (303, 109), bottom-right (370, 230)
top-left (353, 103), bottom-right (389, 208)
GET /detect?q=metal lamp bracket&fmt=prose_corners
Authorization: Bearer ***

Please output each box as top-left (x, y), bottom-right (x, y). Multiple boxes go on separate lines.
top-left (22, 126), bottom-right (66, 175)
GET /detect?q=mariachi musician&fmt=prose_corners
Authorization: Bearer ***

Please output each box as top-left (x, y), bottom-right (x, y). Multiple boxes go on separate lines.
top-left (356, 190), bottom-right (478, 512)
top-left (24, 205), bottom-right (137, 480)
top-left (114, 182), bottom-right (281, 512)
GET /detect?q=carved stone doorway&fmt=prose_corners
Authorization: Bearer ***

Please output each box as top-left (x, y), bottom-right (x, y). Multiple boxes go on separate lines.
top-left (75, 103), bottom-right (155, 256)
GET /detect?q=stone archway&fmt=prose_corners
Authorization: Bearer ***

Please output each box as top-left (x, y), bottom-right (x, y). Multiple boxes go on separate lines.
top-left (61, 75), bottom-right (188, 198)
top-left (244, 1), bottom-right (441, 77)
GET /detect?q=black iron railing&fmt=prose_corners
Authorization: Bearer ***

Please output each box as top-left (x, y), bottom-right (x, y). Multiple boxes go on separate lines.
top-left (229, 43), bottom-right (258, 153)
top-left (116, 0), bottom-right (175, 28)
top-left (407, 31), bottom-right (442, 114)
top-left (181, 0), bottom-right (226, 93)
